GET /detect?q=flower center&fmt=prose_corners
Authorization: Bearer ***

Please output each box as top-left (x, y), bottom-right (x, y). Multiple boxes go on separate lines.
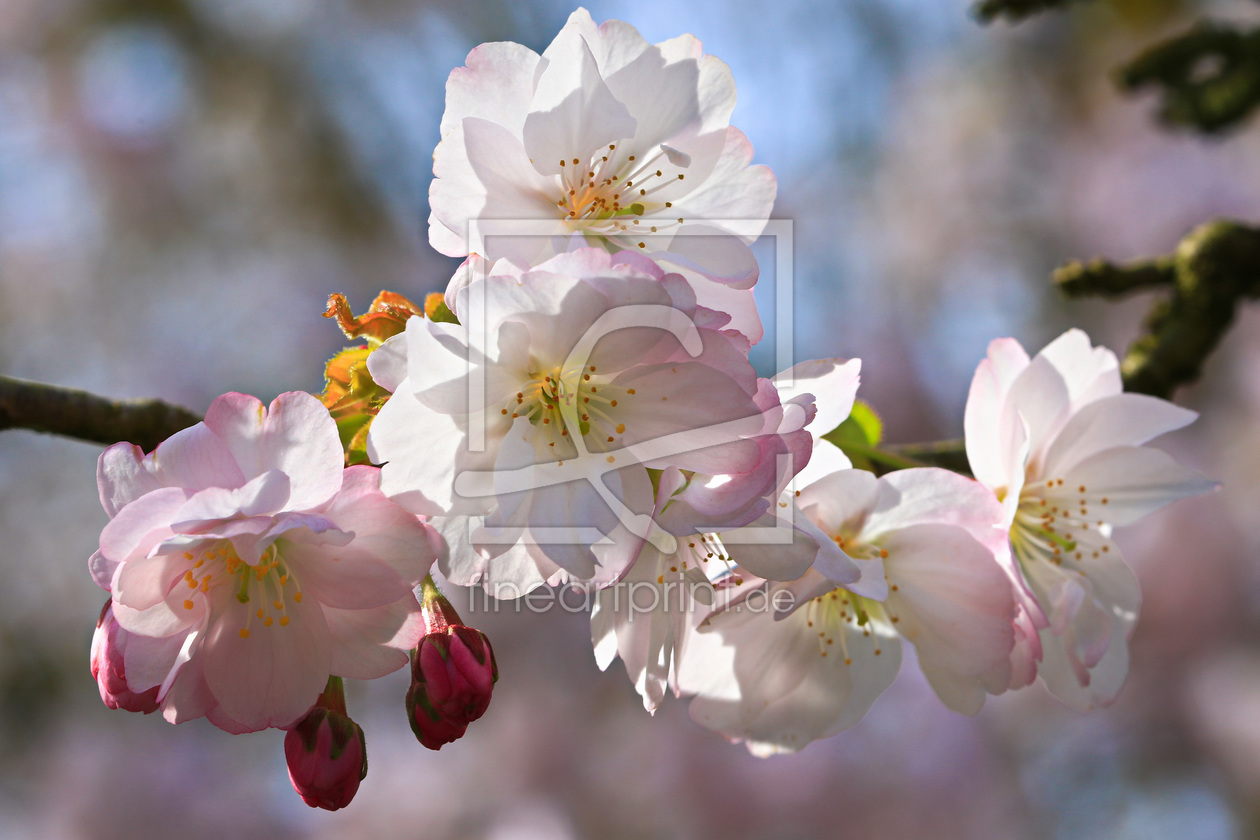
top-left (498, 362), bottom-right (639, 461)
top-left (1012, 478), bottom-right (1113, 567)
top-left (179, 540), bottom-right (304, 638)
top-left (664, 533), bottom-right (739, 586)
top-left (555, 144), bottom-right (689, 248)
top-left (803, 589), bottom-right (890, 663)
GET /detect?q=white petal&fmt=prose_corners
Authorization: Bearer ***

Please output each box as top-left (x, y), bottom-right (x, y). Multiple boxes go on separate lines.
top-left (522, 27), bottom-right (637, 178)
top-left (1062, 445), bottom-right (1216, 527)
top-left (795, 468), bottom-right (878, 538)
top-left (1040, 393), bottom-right (1198, 479)
top-left (367, 384), bottom-right (466, 516)
top-left (365, 333), bottom-right (409, 394)
top-left (1037, 328), bottom-right (1121, 409)
top-left (680, 603), bottom-right (899, 755)
top-left (964, 337), bottom-right (1030, 491)
top-left (1021, 541), bottom-right (1139, 710)
top-left (865, 468), bottom-right (1005, 552)
top-left (663, 128), bottom-right (775, 240)
top-left (772, 357), bottom-right (861, 442)
top-left (440, 40), bottom-right (541, 137)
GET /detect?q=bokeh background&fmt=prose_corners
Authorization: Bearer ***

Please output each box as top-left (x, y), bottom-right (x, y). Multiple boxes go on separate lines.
top-left (3, 0), bottom-right (1260, 837)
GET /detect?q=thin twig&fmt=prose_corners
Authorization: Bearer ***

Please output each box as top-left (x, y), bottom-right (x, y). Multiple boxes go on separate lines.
top-left (883, 439), bottom-right (970, 474)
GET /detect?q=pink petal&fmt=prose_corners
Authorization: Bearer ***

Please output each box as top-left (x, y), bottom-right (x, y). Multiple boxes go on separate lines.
top-left (146, 421), bottom-right (247, 492)
top-left (879, 523), bottom-right (1016, 714)
top-left (97, 443), bottom-right (162, 518)
top-left (203, 392), bottom-right (343, 512)
top-left (964, 337), bottom-right (1029, 490)
top-left (323, 596), bottom-right (425, 680)
top-left (201, 591), bottom-right (331, 731)
top-left (317, 465), bottom-right (437, 586)
top-left (98, 487), bottom-right (189, 568)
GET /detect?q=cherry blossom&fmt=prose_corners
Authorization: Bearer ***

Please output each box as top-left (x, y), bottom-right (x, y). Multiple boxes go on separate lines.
top-left (428, 8), bottom-right (776, 341)
top-left (591, 359), bottom-right (871, 713)
top-left (675, 465), bottom-right (1016, 755)
top-left (367, 248), bottom-right (784, 594)
top-left (91, 391), bottom-right (437, 733)
top-left (965, 329), bottom-right (1216, 709)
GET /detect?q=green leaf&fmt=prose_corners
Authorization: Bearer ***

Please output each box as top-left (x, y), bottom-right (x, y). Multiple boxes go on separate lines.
top-left (426, 297), bottom-right (459, 324)
top-left (821, 400), bottom-right (884, 472)
top-left (849, 400), bottom-right (883, 447)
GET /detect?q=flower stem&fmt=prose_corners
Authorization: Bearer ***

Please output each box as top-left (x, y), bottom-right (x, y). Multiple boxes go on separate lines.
top-left (838, 441), bottom-right (934, 472)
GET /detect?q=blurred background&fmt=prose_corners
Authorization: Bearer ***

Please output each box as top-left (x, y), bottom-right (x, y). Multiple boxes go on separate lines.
top-left (2, 0), bottom-right (1259, 837)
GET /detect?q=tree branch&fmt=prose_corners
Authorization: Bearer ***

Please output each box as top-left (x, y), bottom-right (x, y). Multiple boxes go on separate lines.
top-left (1053, 257), bottom-right (1176, 298)
top-left (1118, 21), bottom-right (1260, 134)
top-left (971, 0), bottom-right (1087, 24)
top-left (1055, 219), bottom-right (1260, 399)
top-left (0, 376), bottom-right (203, 451)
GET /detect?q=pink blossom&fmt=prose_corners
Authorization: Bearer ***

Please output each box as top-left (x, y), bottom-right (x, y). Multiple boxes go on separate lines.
top-left (91, 391), bottom-right (438, 733)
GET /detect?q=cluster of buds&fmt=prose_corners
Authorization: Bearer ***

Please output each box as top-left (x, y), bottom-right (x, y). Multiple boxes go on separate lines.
top-left (406, 578), bottom-right (499, 750)
top-left (278, 577), bottom-right (497, 811)
top-left (282, 578), bottom-right (498, 810)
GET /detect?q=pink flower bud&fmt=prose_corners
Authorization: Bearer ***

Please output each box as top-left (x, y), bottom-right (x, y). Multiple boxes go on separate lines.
top-left (407, 625), bottom-right (499, 750)
top-left (90, 600), bottom-right (159, 714)
top-left (284, 687), bottom-right (367, 812)
top-left (406, 579), bottom-right (498, 750)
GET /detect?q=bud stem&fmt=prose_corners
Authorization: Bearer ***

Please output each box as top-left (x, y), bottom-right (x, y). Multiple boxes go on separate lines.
top-left (316, 675), bottom-right (347, 717)
top-left (419, 575), bottom-right (463, 632)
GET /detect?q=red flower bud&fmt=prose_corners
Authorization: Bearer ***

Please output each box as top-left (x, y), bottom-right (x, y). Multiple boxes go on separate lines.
top-left (407, 578), bottom-right (498, 750)
top-left (284, 679), bottom-right (367, 811)
top-left (90, 600), bottom-right (159, 714)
